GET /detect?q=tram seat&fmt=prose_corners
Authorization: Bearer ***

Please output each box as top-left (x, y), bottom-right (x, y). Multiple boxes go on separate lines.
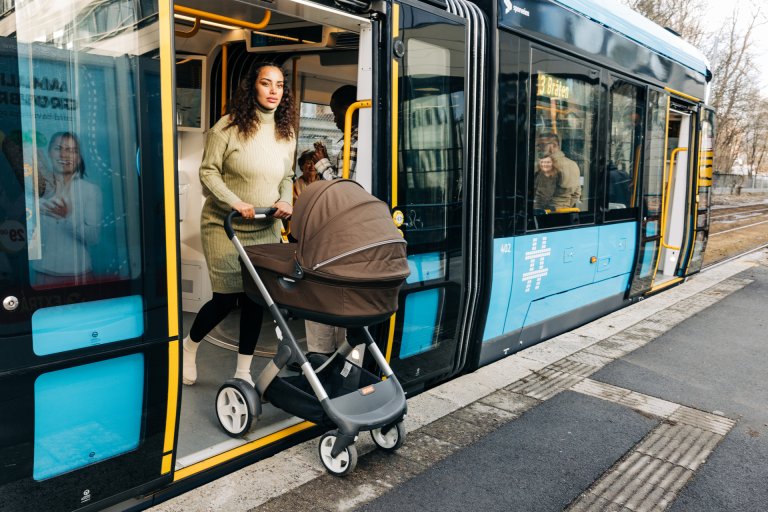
top-left (608, 202), bottom-right (626, 210)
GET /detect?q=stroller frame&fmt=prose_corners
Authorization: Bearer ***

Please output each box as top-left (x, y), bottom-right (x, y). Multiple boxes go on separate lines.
top-left (217, 210), bottom-right (407, 474)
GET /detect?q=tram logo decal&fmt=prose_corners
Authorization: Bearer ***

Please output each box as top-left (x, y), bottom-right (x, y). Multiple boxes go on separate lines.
top-left (522, 236), bottom-right (550, 292)
top-left (503, 0), bottom-right (530, 16)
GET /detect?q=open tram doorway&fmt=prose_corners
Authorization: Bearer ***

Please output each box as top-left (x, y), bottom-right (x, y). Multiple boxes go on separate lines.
top-left (629, 93), bottom-right (697, 297)
top-left (655, 108), bottom-right (692, 283)
top-left (171, 0), bottom-right (373, 474)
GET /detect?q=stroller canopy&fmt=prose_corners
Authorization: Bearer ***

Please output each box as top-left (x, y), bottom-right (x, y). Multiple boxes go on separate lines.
top-left (292, 180), bottom-right (409, 282)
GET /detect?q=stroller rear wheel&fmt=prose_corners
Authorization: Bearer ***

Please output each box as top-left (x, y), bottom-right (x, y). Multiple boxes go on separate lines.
top-left (371, 421), bottom-right (406, 451)
top-left (318, 430), bottom-right (358, 476)
top-left (216, 378), bottom-right (260, 437)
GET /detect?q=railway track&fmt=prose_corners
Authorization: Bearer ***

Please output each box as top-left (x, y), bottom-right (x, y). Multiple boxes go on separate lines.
top-left (703, 199), bottom-right (768, 267)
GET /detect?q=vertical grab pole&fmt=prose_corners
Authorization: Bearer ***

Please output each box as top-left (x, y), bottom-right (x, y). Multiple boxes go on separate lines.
top-left (342, 100), bottom-right (372, 179)
top-left (221, 43), bottom-right (228, 117)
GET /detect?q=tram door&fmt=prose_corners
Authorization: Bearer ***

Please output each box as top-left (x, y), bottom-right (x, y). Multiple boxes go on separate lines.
top-left (630, 92), bottom-right (696, 296)
top-left (386, 1), bottom-right (469, 389)
top-left (0, 2), bottom-right (177, 511)
top-left (683, 107), bottom-right (715, 274)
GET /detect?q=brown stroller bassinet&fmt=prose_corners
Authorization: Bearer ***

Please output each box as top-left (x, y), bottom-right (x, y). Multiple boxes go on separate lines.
top-left (241, 179), bottom-right (410, 327)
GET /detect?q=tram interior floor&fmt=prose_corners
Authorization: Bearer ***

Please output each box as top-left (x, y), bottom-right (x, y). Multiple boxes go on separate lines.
top-left (177, 311), bottom-right (310, 468)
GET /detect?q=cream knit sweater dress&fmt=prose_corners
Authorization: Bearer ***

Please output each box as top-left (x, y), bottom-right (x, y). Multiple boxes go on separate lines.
top-left (199, 108), bottom-right (296, 293)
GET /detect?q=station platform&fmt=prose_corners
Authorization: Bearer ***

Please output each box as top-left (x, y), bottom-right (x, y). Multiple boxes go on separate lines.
top-left (151, 248), bottom-right (768, 512)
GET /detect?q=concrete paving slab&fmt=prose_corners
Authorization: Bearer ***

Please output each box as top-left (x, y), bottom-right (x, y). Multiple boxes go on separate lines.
top-left (422, 373), bottom-right (496, 408)
top-left (449, 401), bottom-right (519, 429)
top-left (390, 431), bottom-right (457, 466)
top-left (248, 493), bottom-right (326, 512)
top-left (477, 388), bottom-right (540, 416)
top-left (416, 413), bottom-right (491, 448)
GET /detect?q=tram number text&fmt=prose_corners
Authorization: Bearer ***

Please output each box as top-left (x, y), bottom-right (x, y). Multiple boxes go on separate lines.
top-left (500, 243), bottom-right (512, 254)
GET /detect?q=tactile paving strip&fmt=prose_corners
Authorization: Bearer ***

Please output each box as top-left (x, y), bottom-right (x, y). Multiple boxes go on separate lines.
top-left (567, 382), bottom-right (736, 512)
top-left (506, 368), bottom-right (585, 400)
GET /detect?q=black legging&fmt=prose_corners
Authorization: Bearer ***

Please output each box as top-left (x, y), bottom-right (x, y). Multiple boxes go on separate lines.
top-left (189, 292), bottom-right (264, 355)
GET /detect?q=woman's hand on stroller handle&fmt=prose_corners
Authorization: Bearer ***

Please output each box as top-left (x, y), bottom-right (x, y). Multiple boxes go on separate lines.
top-left (271, 200), bottom-right (292, 220)
top-left (225, 207), bottom-right (279, 239)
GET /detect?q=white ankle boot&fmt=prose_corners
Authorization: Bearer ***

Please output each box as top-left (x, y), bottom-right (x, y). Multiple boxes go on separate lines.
top-left (182, 335), bottom-right (199, 385)
top-left (234, 353), bottom-right (255, 387)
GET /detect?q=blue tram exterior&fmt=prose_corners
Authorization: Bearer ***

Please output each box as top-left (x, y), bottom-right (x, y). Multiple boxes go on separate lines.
top-left (0, 0), bottom-right (713, 509)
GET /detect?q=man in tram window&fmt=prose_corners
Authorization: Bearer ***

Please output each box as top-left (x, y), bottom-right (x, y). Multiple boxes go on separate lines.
top-left (310, 85), bottom-right (358, 181)
top-left (536, 131), bottom-right (581, 209)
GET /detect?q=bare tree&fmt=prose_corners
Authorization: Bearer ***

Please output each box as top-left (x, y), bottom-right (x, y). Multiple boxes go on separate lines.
top-left (623, 0), bottom-right (767, 177)
top-left (742, 93), bottom-right (768, 179)
top-left (706, 12), bottom-right (759, 174)
top-left (623, 0), bottom-right (707, 47)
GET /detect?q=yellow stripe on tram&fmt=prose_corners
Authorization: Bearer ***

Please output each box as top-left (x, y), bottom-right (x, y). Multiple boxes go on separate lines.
top-left (649, 276), bottom-right (683, 293)
top-left (664, 86), bottom-right (701, 103)
top-left (386, 3), bottom-right (401, 363)
top-left (159, 0), bottom-right (180, 469)
top-left (173, 421), bottom-right (316, 481)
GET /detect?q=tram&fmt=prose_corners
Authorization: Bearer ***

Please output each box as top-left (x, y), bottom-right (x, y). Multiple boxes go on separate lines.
top-left (0, 0), bottom-right (713, 509)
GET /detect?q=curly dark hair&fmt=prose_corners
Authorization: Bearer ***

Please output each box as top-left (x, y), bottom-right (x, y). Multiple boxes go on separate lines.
top-left (227, 63), bottom-right (296, 141)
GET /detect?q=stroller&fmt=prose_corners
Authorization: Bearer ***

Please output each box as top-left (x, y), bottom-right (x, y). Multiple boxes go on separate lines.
top-left (215, 180), bottom-right (410, 476)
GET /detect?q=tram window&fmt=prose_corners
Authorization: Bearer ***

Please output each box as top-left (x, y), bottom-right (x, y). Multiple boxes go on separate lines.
top-left (605, 80), bottom-right (645, 221)
top-left (529, 50), bottom-right (598, 230)
top-left (642, 91), bottom-right (668, 219)
top-left (398, 33), bottom-right (465, 247)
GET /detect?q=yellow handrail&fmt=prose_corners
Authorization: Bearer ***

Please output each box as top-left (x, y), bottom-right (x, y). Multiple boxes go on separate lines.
top-left (342, 100), bottom-right (371, 179)
top-left (660, 147), bottom-right (687, 251)
top-left (175, 17), bottom-right (200, 38)
top-left (221, 43), bottom-right (228, 116)
top-left (174, 5), bottom-right (271, 31)
top-left (541, 207), bottom-right (580, 214)
top-left (631, 143), bottom-right (641, 207)
top-left (664, 86), bottom-right (701, 103)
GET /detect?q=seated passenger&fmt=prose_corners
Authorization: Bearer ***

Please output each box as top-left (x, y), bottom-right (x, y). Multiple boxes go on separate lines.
top-left (534, 154), bottom-right (557, 211)
top-left (536, 132), bottom-right (581, 209)
top-left (293, 149), bottom-right (321, 204)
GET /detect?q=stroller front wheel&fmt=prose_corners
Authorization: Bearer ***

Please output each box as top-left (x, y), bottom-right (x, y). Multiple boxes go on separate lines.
top-left (215, 378), bottom-right (260, 437)
top-left (371, 421), bottom-right (406, 451)
top-left (318, 431), bottom-right (358, 476)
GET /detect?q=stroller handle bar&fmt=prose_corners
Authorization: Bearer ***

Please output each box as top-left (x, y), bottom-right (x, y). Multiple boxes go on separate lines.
top-left (225, 208), bottom-right (278, 240)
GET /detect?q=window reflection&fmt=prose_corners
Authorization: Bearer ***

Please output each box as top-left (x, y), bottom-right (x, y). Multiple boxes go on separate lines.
top-left (400, 34), bottom-right (464, 247)
top-left (643, 92), bottom-right (668, 217)
top-left (5, 0), bottom-right (145, 289)
top-left (530, 61), bottom-right (598, 222)
top-left (608, 81), bottom-right (645, 210)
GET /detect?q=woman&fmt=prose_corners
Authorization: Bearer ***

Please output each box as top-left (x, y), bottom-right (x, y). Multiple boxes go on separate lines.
top-left (32, 132), bottom-right (102, 287)
top-left (183, 63), bottom-right (296, 386)
top-left (292, 149), bottom-right (321, 204)
top-left (533, 154), bottom-right (558, 212)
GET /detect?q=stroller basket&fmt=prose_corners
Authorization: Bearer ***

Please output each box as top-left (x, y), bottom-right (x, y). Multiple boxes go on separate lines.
top-left (264, 354), bottom-right (404, 430)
